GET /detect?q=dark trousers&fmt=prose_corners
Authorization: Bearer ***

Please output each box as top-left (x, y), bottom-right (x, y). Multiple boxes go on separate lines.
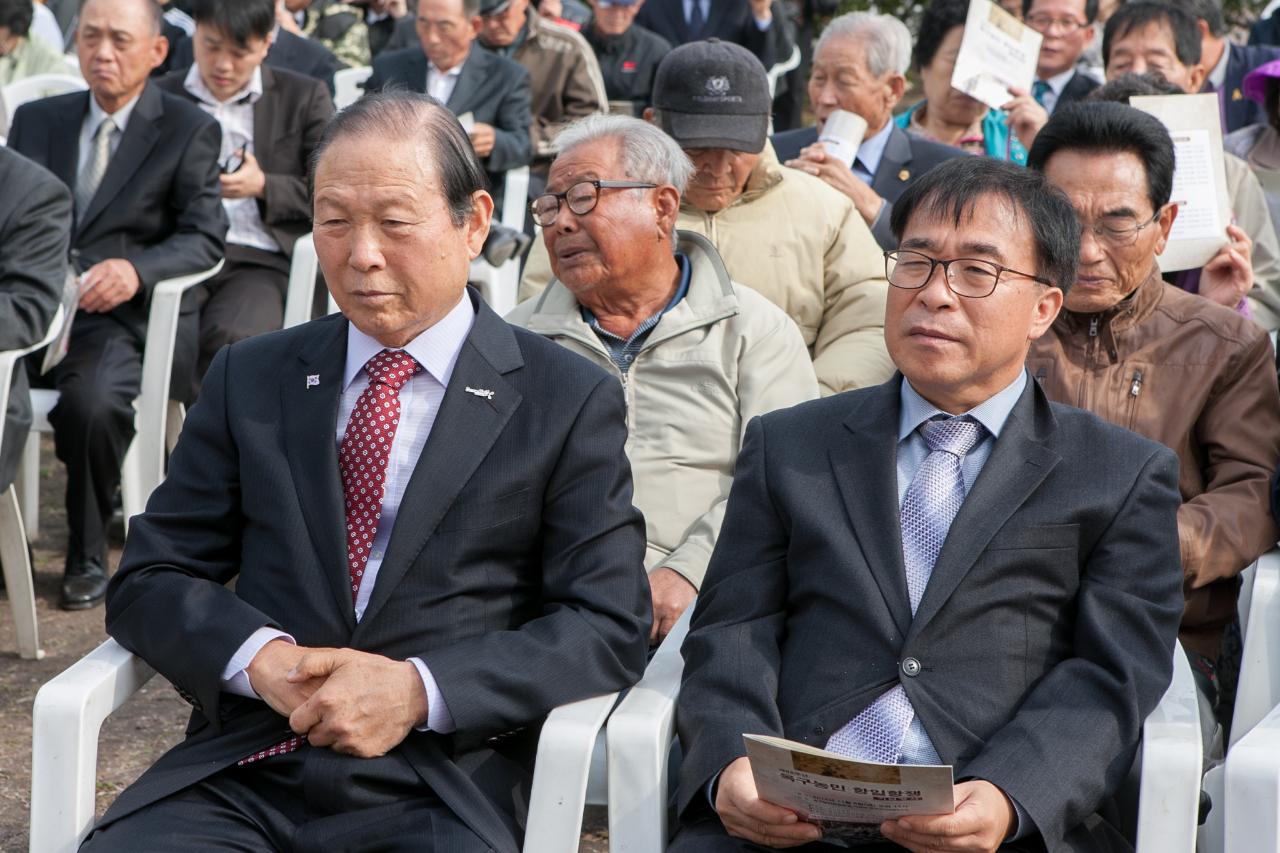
top-left (177, 243), bottom-right (290, 403)
top-left (29, 314), bottom-right (142, 564)
top-left (81, 745), bottom-right (492, 852)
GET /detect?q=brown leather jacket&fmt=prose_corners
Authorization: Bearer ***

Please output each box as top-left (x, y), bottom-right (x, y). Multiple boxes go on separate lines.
top-left (1028, 272), bottom-right (1280, 660)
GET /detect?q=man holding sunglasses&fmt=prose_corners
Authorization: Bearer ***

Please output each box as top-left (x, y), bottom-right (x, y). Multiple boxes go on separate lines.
top-left (1028, 102), bottom-right (1280, 754)
top-left (673, 153), bottom-right (1186, 852)
top-left (507, 113), bottom-right (816, 645)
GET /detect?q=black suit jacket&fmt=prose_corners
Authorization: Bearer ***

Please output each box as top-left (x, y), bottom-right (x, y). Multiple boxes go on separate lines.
top-left (366, 43), bottom-right (534, 174)
top-left (676, 375), bottom-right (1185, 852)
top-left (8, 83), bottom-right (227, 341)
top-left (155, 66), bottom-right (335, 258)
top-left (770, 123), bottom-right (966, 250)
top-left (170, 27), bottom-right (344, 95)
top-left (1053, 69), bottom-right (1100, 111)
top-left (100, 294), bottom-right (652, 852)
top-left (1219, 40), bottom-right (1280, 133)
top-left (635, 0), bottom-right (792, 70)
top-left (0, 148), bottom-right (69, 489)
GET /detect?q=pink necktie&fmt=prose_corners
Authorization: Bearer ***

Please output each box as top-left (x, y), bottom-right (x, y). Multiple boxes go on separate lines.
top-left (238, 349), bottom-right (422, 766)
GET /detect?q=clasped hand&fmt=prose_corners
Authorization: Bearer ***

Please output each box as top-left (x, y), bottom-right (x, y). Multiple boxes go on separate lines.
top-left (246, 640), bottom-right (429, 758)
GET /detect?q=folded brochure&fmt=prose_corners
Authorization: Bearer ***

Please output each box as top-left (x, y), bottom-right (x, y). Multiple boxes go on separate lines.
top-left (744, 734), bottom-right (954, 847)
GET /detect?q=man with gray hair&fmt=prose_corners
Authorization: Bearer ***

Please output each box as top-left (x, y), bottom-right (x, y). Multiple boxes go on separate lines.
top-left (522, 39), bottom-right (894, 394)
top-left (773, 11), bottom-right (965, 250)
top-left (87, 91), bottom-right (651, 851)
top-left (508, 114), bottom-right (818, 643)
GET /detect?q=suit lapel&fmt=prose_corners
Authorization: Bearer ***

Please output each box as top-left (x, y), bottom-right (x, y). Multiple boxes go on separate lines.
top-left (830, 380), bottom-right (912, 637)
top-left (282, 316), bottom-right (357, 629)
top-left (871, 124), bottom-right (913, 200)
top-left (78, 83), bottom-right (164, 236)
top-left (703, 0), bottom-right (730, 39)
top-left (50, 93), bottom-right (88, 190)
top-left (253, 67), bottom-right (279, 167)
top-left (907, 380), bottom-right (1060, 637)
top-left (354, 301), bottom-right (525, 633)
top-left (447, 46), bottom-right (484, 112)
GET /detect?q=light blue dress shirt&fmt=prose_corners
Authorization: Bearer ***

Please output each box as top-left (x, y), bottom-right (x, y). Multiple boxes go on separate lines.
top-left (851, 120), bottom-right (895, 186)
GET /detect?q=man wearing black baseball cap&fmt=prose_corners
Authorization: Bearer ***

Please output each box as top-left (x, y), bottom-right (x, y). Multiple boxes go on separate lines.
top-left (652, 39), bottom-right (895, 393)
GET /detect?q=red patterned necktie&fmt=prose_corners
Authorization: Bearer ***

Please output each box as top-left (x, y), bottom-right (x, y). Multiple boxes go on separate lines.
top-left (238, 348), bottom-right (422, 766)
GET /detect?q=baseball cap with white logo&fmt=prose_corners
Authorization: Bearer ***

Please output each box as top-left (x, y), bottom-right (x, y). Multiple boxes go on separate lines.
top-left (651, 39), bottom-right (771, 153)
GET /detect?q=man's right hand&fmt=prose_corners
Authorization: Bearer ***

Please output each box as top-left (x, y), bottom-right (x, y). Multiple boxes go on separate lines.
top-left (245, 638), bottom-right (325, 718)
top-left (715, 756), bottom-right (823, 848)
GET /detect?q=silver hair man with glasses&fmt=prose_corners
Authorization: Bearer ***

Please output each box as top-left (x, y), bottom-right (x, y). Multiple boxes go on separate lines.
top-left (673, 153), bottom-right (1184, 852)
top-left (1027, 101), bottom-right (1280, 751)
top-left (507, 114), bottom-right (818, 645)
top-left (772, 11), bottom-right (965, 250)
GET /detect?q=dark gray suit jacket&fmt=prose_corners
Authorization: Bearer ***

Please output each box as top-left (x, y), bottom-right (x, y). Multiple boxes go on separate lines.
top-left (635, 0), bottom-right (792, 70)
top-left (770, 123), bottom-right (965, 250)
top-left (155, 65), bottom-right (335, 258)
top-left (366, 43), bottom-right (534, 174)
top-left (0, 148), bottom-right (69, 489)
top-left (676, 375), bottom-right (1185, 853)
top-left (101, 293), bottom-right (652, 852)
top-left (7, 83), bottom-right (227, 341)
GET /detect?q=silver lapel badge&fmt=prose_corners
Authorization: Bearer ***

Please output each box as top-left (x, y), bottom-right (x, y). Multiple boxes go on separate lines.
top-left (306, 374), bottom-right (320, 389)
top-left (465, 386), bottom-right (495, 400)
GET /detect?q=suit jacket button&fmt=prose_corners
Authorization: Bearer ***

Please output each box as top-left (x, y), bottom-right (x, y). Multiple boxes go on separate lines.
top-left (902, 657), bottom-right (921, 677)
top-left (814, 725), bottom-right (825, 735)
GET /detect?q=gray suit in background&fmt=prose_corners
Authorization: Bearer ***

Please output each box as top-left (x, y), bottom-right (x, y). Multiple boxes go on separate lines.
top-left (675, 374), bottom-right (1185, 852)
top-left (0, 147), bottom-right (70, 490)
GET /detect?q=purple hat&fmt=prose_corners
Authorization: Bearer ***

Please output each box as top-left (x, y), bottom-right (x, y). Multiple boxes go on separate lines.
top-left (1243, 58), bottom-right (1280, 104)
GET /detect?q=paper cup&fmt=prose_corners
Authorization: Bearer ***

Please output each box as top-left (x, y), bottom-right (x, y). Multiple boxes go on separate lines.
top-left (817, 110), bottom-right (868, 169)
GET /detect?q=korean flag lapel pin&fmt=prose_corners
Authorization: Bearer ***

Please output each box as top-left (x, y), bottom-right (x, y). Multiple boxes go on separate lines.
top-left (306, 374), bottom-right (320, 390)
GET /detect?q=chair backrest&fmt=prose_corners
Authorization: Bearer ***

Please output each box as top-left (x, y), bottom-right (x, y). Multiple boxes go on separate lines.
top-left (2, 73), bottom-right (87, 125)
top-left (0, 305), bottom-right (63, 466)
top-left (334, 66), bottom-right (372, 111)
top-left (766, 46), bottom-right (802, 99)
top-left (282, 233), bottom-right (319, 329)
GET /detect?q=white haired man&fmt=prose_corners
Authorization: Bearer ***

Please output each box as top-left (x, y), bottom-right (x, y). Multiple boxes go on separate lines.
top-left (773, 11), bottom-right (966, 250)
top-left (508, 113), bottom-right (819, 644)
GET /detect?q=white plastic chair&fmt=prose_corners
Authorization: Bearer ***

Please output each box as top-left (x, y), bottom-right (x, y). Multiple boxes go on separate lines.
top-left (282, 233), bottom-right (339, 329)
top-left (605, 622), bottom-right (1201, 853)
top-left (1197, 549), bottom-right (1280, 853)
top-left (333, 66), bottom-right (372, 111)
top-left (1215, 550), bottom-right (1280, 850)
top-left (2, 73), bottom-right (87, 126)
top-left (0, 305), bottom-right (65, 661)
top-left (20, 261), bottom-right (224, 538)
top-left (469, 165), bottom-right (529, 317)
top-left (30, 635), bottom-right (618, 853)
top-left (765, 46), bottom-right (801, 100)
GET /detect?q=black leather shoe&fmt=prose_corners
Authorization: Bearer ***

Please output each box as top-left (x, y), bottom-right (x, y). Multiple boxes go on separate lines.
top-left (60, 556), bottom-right (108, 611)
top-left (481, 224), bottom-right (532, 267)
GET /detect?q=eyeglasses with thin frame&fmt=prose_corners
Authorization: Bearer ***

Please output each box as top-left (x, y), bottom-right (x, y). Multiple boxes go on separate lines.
top-left (530, 179), bottom-right (658, 227)
top-left (1024, 13), bottom-right (1089, 34)
top-left (1078, 206), bottom-right (1169, 248)
top-left (884, 250), bottom-right (1051, 298)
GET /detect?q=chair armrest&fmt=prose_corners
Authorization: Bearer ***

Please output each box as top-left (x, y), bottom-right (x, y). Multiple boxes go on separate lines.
top-left (1231, 548), bottom-right (1280, 748)
top-left (524, 690), bottom-right (621, 853)
top-left (132, 260), bottom-right (224, 504)
top-left (1135, 640), bottom-right (1202, 853)
top-left (605, 607), bottom-right (691, 853)
top-left (0, 305), bottom-right (63, 463)
top-left (1224, 701), bottom-right (1280, 851)
top-left (29, 639), bottom-right (156, 853)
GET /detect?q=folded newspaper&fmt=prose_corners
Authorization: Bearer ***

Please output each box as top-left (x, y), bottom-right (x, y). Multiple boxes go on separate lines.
top-left (744, 734), bottom-right (955, 847)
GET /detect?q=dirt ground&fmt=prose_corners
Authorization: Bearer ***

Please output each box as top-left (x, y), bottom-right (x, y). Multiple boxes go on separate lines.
top-left (0, 438), bottom-right (607, 852)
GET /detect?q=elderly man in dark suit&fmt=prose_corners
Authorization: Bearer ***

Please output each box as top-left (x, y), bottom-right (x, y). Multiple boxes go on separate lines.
top-left (1170, 0), bottom-right (1280, 132)
top-left (158, 0), bottom-right (335, 398)
top-left (673, 156), bottom-right (1185, 852)
top-left (774, 12), bottom-right (964, 251)
top-left (1023, 0), bottom-right (1101, 112)
top-left (635, 0), bottom-right (791, 70)
top-left (82, 91), bottom-right (650, 852)
top-left (0, 149), bottom-right (69, 494)
top-left (8, 0), bottom-right (226, 611)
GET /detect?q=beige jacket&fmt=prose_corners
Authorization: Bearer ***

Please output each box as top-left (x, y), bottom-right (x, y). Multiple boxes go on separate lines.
top-left (506, 232), bottom-right (819, 588)
top-left (520, 145), bottom-right (894, 394)
top-left (512, 14), bottom-right (608, 165)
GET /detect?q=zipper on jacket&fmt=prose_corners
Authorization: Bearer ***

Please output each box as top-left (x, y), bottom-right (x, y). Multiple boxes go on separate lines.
top-left (1129, 369), bottom-right (1144, 397)
top-left (1077, 315), bottom-right (1101, 407)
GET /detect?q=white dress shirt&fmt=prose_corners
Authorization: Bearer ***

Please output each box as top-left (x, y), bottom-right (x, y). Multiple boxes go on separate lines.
top-left (1035, 67), bottom-right (1077, 114)
top-left (221, 292), bottom-right (477, 735)
top-left (182, 64), bottom-right (281, 254)
top-left (77, 92), bottom-right (141, 174)
top-left (426, 60), bottom-right (465, 105)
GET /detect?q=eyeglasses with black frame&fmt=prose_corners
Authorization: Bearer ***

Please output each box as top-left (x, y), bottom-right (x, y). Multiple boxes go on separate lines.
top-left (530, 180), bottom-right (658, 227)
top-left (884, 250), bottom-right (1051, 298)
top-left (1078, 205), bottom-right (1169, 248)
top-left (1024, 13), bottom-right (1089, 34)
